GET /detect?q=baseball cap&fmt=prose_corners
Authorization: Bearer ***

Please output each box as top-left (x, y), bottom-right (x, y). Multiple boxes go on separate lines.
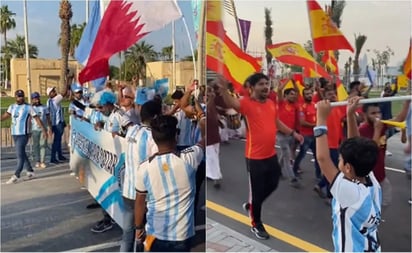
top-left (15, 90), bottom-right (25, 97)
top-left (46, 87), bottom-right (56, 96)
top-left (71, 83), bottom-right (83, 93)
top-left (99, 91), bottom-right (117, 106)
top-left (31, 92), bottom-right (40, 99)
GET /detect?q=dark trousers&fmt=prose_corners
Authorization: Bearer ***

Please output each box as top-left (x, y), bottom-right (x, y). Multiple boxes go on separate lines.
top-left (317, 149), bottom-right (339, 196)
top-left (13, 135), bottom-right (33, 178)
top-left (246, 154), bottom-right (281, 227)
top-left (150, 238), bottom-right (191, 252)
top-left (51, 122), bottom-right (65, 161)
top-left (195, 159), bottom-right (206, 212)
top-left (292, 135), bottom-right (319, 178)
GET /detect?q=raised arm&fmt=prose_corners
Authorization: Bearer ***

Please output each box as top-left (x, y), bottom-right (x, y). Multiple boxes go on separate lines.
top-left (346, 96), bottom-right (361, 138)
top-left (215, 75), bottom-right (240, 111)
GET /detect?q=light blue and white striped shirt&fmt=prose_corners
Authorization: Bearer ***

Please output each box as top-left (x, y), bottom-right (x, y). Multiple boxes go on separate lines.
top-left (32, 104), bottom-right (49, 131)
top-left (175, 110), bottom-right (195, 147)
top-left (122, 125), bottom-right (158, 200)
top-left (135, 145), bottom-right (204, 241)
top-left (330, 172), bottom-right (382, 252)
top-left (7, 103), bottom-right (37, 135)
top-left (47, 94), bottom-right (64, 126)
top-left (104, 109), bottom-right (122, 134)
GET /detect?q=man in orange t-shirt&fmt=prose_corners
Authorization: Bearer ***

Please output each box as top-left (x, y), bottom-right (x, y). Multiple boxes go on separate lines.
top-left (217, 73), bottom-right (303, 240)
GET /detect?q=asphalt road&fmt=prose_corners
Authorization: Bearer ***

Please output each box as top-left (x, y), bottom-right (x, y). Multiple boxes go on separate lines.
top-left (1, 149), bottom-right (205, 252)
top-left (207, 133), bottom-right (411, 252)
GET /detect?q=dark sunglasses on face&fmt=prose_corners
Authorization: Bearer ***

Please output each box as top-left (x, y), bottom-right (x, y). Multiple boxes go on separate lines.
top-left (124, 95), bottom-right (134, 99)
top-left (16, 95), bottom-right (24, 98)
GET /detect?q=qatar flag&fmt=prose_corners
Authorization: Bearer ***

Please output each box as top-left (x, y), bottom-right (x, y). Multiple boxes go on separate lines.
top-left (78, 0), bottom-right (182, 84)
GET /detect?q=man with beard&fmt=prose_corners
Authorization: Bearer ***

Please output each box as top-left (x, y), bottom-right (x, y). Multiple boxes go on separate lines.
top-left (216, 73), bottom-right (303, 240)
top-left (47, 87), bottom-right (67, 163)
top-left (358, 100), bottom-right (410, 213)
top-left (1, 90), bottom-right (47, 184)
top-left (292, 88), bottom-right (319, 183)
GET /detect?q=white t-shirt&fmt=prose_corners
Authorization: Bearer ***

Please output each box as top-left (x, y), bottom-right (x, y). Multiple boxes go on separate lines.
top-left (135, 145), bottom-right (204, 241)
top-left (330, 172), bottom-right (382, 252)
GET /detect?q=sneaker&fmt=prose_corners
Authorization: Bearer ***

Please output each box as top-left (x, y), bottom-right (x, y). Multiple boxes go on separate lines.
top-left (290, 178), bottom-right (301, 188)
top-left (69, 172), bottom-right (76, 176)
top-left (27, 172), bottom-right (35, 179)
top-left (40, 163), bottom-right (47, 169)
top-left (313, 185), bottom-right (326, 199)
top-left (408, 198), bottom-right (412, 205)
top-left (6, 175), bottom-right (18, 184)
top-left (58, 156), bottom-right (67, 161)
top-left (251, 223), bottom-right (270, 240)
top-left (385, 151), bottom-right (392, 156)
top-left (90, 220), bottom-right (113, 233)
top-left (35, 162), bottom-right (40, 168)
top-left (242, 202), bottom-right (250, 213)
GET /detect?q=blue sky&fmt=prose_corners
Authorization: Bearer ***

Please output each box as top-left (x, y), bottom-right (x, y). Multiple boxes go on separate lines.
top-left (3, 0), bottom-right (197, 64)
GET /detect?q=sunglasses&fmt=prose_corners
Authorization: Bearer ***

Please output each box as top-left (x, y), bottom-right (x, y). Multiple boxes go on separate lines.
top-left (124, 95), bottom-right (134, 99)
top-left (16, 95), bottom-right (24, 98)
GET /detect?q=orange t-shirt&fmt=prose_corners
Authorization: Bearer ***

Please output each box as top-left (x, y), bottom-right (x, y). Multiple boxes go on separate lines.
top-left (327, 106), bottom-right (346, 149)
top-left (313, 92), bottom-right (321, 103)
top-left (239, 97), bottom-right (277, 159)
top-left (278, 100), bottom-right (299, 130)
top-left (299, 101), bottom-right (317, 136)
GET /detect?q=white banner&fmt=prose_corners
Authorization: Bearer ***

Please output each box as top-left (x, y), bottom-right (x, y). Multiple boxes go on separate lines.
top-left (70, 117), bottom-right (126, 229)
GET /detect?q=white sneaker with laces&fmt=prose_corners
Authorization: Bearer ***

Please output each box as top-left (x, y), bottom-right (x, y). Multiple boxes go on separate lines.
top-left (35, 162), bottom-right (40, 168)
top-left (6, 175), bottom-right (18, 184)
top-left (27, 172), bottom-right (35, 179)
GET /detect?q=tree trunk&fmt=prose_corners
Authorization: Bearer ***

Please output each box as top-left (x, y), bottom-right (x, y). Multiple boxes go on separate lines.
top-left (60, 20), bottom-right (70, 95)
top-left (353, 57), bottom-right (360, 81)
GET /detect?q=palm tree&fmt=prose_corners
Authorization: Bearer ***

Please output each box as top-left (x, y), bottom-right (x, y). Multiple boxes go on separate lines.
top-left (161, 45), bottom-right (173, 61)
top-left (124, 41), bottom-right (158, 84)
top-left (59, 0), bottom-right (72, 95)
top-left (57, 22), bottom-right (85, 58)
top-left (352, 34), bottom-right (367, 81)
top-left (264, 7), bottom-right (273, 67)
top-left (181, 49), bottom-right (198, 61)
top-left (0, 5), bottom-right (16, 45)
top-left (2, 35), bottom-right (38, 58)
top-left (326, 0), bottom-right (346, 61)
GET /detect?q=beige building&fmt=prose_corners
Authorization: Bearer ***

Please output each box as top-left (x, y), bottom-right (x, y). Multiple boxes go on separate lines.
top-left (146, 61), bottom-right (196, 90)
top-left (9, 59), bottom-right (196, 96)
top-left (10, 58), bottom-right (81, 96)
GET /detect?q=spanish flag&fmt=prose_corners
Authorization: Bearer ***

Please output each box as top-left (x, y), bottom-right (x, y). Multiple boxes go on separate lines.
top-left (307, 0), bottom-right (354, 53)
top-left (303, 67), bottom-right (321, 78)
top-left (403, 39), bottom-right (411, 80)
top-left (267, 42), bottom-right (331, 79)
top-left (322, 50), bottom-right (339, 74)
top-left (206, 1), bottom-right (260, 91)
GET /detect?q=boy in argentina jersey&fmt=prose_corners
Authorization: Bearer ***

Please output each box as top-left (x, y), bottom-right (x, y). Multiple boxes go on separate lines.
top-left (134, 115), bottom-right (205, 252)
top-left (316, 97), bottom-right (382, 252)
top-left (120, 100), bottom-right (161, 252)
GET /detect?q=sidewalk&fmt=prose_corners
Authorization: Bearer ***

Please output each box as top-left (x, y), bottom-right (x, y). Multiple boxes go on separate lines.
top-left (206, 218), bottom-right (276, 252)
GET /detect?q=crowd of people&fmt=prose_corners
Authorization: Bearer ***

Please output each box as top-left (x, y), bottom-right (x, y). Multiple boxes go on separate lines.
top-left (209, 72), bottom-right (411, 251)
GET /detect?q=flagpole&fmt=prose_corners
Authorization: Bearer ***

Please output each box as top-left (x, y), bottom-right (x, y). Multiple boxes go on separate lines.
top-left (85, 0), bottom-right (89, 24)
top-left (228, 0), bottom-right (243, 51)
top-left (23, 0), bottom-right (32, 103)
top-left (197, 0), bottom-right (206, 87)
top-left (181, 17), bottom-right (197, 79)
top-left (172, 20), bottom-right (176, 91)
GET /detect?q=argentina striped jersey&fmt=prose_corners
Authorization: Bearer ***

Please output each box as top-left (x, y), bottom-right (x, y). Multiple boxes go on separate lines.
top-left (32, 104), bottom-right (49, 131)
top-left (175, 109), bottom-right (195, 146)
top-left (47, 94), bottom-right (63, 126)
top-left (135, 145), bottom-right (204, 241)
top-left (122, 125), bottom-right (158, 200)
top-left (330, 172), bottom-right (382, 252)
top-left (7, 103), bottom-right (37, 135)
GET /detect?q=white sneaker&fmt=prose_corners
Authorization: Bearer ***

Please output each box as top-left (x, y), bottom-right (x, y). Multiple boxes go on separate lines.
top-left (69, 172), bottom-right (76, 176)
top-left (6, 175), bottom-right (18, 184)
top-left (385, 151), bottom-right (392, 156)
top-left (35, 162), bottom-right (40, 168)
top-left (39, 163), bottom-right (47, 169)
top-left (27, 172), bottom-right (35, 179)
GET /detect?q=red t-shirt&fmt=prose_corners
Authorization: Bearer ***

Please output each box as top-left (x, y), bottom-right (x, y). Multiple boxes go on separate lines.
top-left (312, 92), bottom-right (322, 103)
top-left (299, 101), bottom-right (316, 136)
top-left (359, 123), bottom-right (387, 182)
top-left (239, 97), bottom-right (277, 159)
top-left (327, 106), bottom-right (346, 149)
top-left (278, 100), bottom-right (299, 130)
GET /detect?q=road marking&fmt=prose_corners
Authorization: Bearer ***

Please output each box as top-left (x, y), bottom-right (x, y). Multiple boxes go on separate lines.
top-left (206, 200), bottom-right (328, 252)
top-left (239, 141), bottom-right (406, 174)
top-left (66, 241), bottom-right (120, 252)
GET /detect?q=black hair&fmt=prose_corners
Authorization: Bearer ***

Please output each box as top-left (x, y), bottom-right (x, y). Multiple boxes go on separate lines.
top-left (339, 136), bottom-right (379, 177)
top-left (319, 77), bottom-right (329, 88)
top-left (283, 88), bottom-right (296, 96)
top-left (150, 115), bottom-right (178, 144)
top-left (171, 90), bottom-right (184, 100)
top-left (362, 103), bottom-right (380, 113)
top-left (302, 87), bottom-right (312, 94)
top-left (349, 81), bottom-right (361, 90)
top-left (247, 73), bottom-right (269, 86)
top-left (141, 100), bottom-right (162, 123)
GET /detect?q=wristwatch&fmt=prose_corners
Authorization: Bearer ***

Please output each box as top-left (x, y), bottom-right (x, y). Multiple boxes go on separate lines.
top-left (313, 126), bottom-right (328, 138)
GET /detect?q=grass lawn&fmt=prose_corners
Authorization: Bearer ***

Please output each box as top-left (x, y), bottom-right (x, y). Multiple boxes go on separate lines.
top-left (367, 89), bottom-right (409, 116)
top-left (1, 96), bottom-right (71, 128)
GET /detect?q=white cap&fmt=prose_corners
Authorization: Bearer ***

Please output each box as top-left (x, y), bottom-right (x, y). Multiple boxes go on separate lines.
top-left (46, 87), bottom-right (56, 96)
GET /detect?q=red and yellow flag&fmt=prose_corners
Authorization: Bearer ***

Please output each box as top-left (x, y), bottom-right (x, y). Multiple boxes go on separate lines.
top-left (206, 1), bottom-right (260, 91)
top-left (307, 0), bottom-right (354, 53)
top-left (403, 39), bottom-right (411, 80)
top-left (322, 50), bottom-right (339, 74)
top-left (267, 42), bottom-right (331, 79)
